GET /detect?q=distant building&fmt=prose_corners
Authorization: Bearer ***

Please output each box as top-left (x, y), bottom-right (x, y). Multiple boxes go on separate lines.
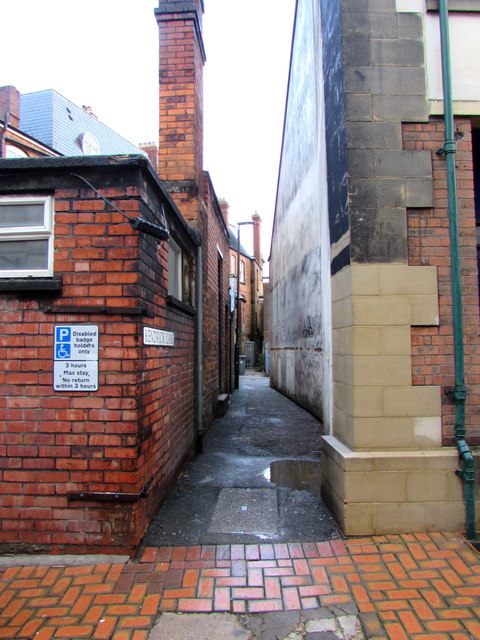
top-left (0, 86), bottom-right (59, 159)
top-left (226, 208), bottom-right (264, 370)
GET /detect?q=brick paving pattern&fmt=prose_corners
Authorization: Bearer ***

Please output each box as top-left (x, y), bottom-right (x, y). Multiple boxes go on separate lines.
top-left (0, 533), bottom-right (478, 639)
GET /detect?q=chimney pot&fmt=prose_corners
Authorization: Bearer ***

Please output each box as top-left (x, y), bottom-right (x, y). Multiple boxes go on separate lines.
top-left (252, 212), bottom-right (262, 264)
top-left (219, 199), bottom-right (229, 226)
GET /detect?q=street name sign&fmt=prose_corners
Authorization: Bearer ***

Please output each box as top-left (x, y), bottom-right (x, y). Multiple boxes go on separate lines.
top-left (143, 327), bottom-right (175, 347)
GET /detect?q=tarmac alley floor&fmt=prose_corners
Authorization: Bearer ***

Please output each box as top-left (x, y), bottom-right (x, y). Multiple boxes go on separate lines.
top-left (142, 371), bottom-right (341, 547)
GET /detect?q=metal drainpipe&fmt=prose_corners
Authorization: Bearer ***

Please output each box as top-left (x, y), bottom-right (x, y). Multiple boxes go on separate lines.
top-left (438, 0), bottom-right (477, 540)
top-left (234, 226), bottom-right (241, 390)
top-left (194, 244), bottom-right (203, 453)
top-left (0, 112), bottom-right (9, 158)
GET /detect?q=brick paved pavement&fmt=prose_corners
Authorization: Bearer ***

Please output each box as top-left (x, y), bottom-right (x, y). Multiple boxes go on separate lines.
top-left (0, 532), bottom-right (479, 639)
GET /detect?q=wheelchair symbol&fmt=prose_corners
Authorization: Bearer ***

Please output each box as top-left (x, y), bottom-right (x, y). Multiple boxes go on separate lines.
top-left (56, 343), bottom-right (71, 359)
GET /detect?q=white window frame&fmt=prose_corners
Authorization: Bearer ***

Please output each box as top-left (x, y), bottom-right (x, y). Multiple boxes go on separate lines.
top-left (5, 145), bottom-right (28, 159)
top-left (168, 238), bottom-right (183, 299)
top-left (0, 196), bottom-right (54, 277)
top-left (81, 132), bottom-right (100, 156)
top-left (239, 258), bottom-right (245, 284)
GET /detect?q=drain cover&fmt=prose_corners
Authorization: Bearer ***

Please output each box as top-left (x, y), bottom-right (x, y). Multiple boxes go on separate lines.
top-left (208, 488), bottom-right (279, 535)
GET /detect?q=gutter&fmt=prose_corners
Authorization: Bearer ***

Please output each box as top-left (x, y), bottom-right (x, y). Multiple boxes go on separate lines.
top-left (437, 0), bottom-right (477, 540)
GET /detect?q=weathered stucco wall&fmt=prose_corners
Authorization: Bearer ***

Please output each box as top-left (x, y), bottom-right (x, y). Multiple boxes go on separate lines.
top-left (270, 0), bottom-right (333, 427)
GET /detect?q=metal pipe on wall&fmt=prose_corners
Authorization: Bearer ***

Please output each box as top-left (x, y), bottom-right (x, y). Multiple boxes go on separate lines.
top-left (438, 0), bottom-right (477, 540)
top-left (194, 244), bottom-right (203, 453)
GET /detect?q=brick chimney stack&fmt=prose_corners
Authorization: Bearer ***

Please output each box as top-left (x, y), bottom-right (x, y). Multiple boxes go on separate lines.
top-left (0, 86), bottom-right (20, 129)
top-left (219, 199), bottom-right (229, 227)
top-left (252, 212), bottom-right (261, 264)
top-left (156, 0), bottom-right (206, 219)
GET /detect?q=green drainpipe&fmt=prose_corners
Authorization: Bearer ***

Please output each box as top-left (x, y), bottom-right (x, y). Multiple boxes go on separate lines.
top-left (438, 0), bottom-right (477, 540)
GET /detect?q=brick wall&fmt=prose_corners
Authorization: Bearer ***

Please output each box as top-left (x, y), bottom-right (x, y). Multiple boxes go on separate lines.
top-left (0, 159), bottom-right (197, 554)
top-left (157, 3), bottom-right (204, 187)
top-left (200, 174), bottom-right (231, 425)
top-left (405, 117), bottom-right (480, 445)
top-left (0, 85), bottom-right (20, 128)
top-left (156, 1), bottom-right (232, 427)
top-left (238, 253), bottom-right (253, 354)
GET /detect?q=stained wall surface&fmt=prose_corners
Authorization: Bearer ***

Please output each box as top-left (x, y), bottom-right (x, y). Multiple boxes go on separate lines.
top-left (270, 0), bottom-right (332, 428)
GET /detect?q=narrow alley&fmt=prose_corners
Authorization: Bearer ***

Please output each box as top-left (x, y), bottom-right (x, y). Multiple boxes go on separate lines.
top-left (143, 371), bottom-right (342, 547)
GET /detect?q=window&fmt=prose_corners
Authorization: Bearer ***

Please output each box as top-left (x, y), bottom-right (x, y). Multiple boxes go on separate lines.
top-left (167, 237), bottom-right (193, 306)
top-left (168, 238), bottom-right (183, 299)
top-left (230, 254), bottom-right (236, 276)
top-left (239, 259), bottom-right (245, 284)
top-left (81, 132), bottom-right (100, 155)
top-left (5, 145), bottom-right (28, 159)
top-left (0, 196), bottom-right (54, 277)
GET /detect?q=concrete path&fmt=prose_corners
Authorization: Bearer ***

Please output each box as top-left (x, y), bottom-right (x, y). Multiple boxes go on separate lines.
top-left (0, 533), bottom-right (479, 638)
top-left (143, 372), bottom-right (342, 546)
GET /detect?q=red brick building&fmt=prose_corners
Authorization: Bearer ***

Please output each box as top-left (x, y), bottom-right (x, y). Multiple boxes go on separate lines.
top-left (0, 86), bottom-right (59, 160)
top-left (0, 155), bottom-right (201, 553)
top-left (156, 0), bottom-right (232, 428)
top-left (405, 118), bottom-right (480, 446)
top-left (0, 0), bottom-right (233, 554)
top-left (228, 212), bottom-right (264, 370)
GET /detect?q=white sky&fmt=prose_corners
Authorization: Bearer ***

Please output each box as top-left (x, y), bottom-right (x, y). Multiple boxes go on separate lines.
top-left (1, 0), bottom-right (296, 261)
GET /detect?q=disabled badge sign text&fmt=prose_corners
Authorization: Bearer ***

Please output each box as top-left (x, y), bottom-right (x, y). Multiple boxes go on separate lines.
top-left (54, 325), bottom-right (99, 391)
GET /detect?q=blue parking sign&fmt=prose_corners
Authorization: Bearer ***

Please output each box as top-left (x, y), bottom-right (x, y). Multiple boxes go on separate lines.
top-left (55, 327), bottom-right (71, 343)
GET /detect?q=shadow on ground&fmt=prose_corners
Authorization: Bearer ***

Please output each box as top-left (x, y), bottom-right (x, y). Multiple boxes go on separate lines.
top-left (142, 372), bottom-right (342, 546)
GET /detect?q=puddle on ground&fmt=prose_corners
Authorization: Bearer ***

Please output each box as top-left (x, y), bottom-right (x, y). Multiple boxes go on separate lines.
top-left (264, 459), bottom-right (322, 498)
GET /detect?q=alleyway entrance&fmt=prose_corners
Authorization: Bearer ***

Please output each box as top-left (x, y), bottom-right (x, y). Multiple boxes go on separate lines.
top-left (143, 371), bottom-right (342, 547)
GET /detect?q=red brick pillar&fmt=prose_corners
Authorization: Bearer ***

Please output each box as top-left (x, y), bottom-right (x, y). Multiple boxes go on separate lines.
top-left (0, 85), bottom-right (20, 128)
top-left (156, 0), bottom-right (206, 208)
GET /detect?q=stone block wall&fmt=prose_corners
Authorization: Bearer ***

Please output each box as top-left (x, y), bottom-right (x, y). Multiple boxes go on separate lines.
top-left (342, 0), bottom-right (430, 265)
top-left (321, 0), bottom-right (480, 534)
top-left (332, 264), bottom-right (442, 452)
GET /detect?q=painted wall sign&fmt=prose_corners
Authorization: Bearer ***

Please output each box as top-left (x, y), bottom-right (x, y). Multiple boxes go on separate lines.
top-left (143, 327), bottom-right (175, 347)
top-left (54, 325), bottom-right (99, 391)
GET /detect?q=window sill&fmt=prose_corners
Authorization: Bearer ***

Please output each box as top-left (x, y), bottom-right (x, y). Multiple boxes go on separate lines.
top-left (166, 295), bottom-right (196, 316)
top-left (0, 277), bottom-right (63, 292)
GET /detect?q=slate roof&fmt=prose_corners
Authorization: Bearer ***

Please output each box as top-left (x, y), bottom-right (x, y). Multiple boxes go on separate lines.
top-left (20, 90), bottom-right (145, 158)
top-left (228, 228), bottom-right (251, 258)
